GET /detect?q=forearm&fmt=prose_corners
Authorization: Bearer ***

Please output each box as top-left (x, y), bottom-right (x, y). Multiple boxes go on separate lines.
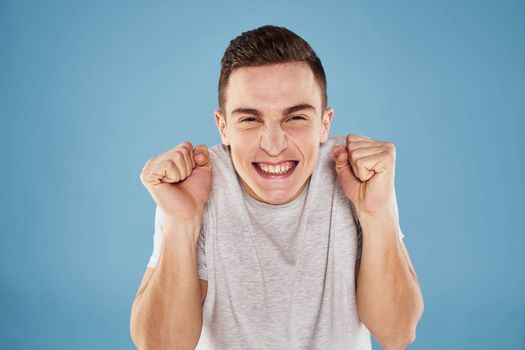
top-left (130, 217), bottom-right (203, 350)
top-left (356, 213), bottom-right (424, 349)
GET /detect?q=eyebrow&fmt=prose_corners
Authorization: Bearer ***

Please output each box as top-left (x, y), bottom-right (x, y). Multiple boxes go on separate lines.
top-left (231, 103), bottom-right (316, 118)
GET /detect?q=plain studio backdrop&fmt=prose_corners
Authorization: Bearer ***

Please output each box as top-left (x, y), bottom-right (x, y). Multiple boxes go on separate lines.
top-left (1, 1), bottom-right (524, 349)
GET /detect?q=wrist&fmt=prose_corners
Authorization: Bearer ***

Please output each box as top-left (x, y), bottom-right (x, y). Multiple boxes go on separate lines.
top-left (162, 215), bottom-right (203, 247)
top-left (163, 214), bottom-right (203, 227)
top-left (357, 209), bottom-right (399, 237)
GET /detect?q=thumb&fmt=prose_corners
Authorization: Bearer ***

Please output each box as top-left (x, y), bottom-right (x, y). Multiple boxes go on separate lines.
top-left (332, 145), bottom-right (349, 174)
top-left (193, 144), bottom-right (211, 169)
top-left (331, 144), bottom-right (361, 202)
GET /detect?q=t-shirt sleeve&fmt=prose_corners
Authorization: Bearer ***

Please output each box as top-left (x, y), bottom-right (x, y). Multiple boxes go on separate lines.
top-left (196, 216), bottom-right (208, 280)
top-left (146, 206), bottom-right (208, 281)
top-left (146, 205), bottom-right (163, 268)
top-left (355, 196), bottom-right (405, 260)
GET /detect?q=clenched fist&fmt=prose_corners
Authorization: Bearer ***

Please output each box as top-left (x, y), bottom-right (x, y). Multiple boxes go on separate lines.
top-left (140, 141), bottom-right (212, 224)
top-left (331, 134), bottom-right (396, 219)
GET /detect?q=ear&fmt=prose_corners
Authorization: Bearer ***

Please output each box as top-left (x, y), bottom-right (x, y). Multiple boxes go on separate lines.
top-left (320, 107), bottom-right (334, 143)
top-left (214, 109), bottom-right (230, 146)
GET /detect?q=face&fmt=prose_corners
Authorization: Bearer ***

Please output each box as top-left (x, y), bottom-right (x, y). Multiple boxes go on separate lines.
top-left (214, 62), bottom-right (334, 205)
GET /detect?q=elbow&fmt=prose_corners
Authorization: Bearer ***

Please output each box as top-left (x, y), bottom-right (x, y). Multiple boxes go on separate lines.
top-left (405, 330), bottom-right (417, 348)
top-left (129, 304), bottom-right (147, 349)
top-left (382, 315), bottom-right (424, 349)
top-left (372, 302), bottom-right (424, 350)
top-left (129, 302), bottom-right (158, 350)
top-left (130, 325), bottom-right (143, 348)
top-left (378, 329), bottom-right (417, 350)
top-left (129, 306), bottom-right (203, 350)
top-left (130, 328), bottom-right (202, 350)
top-left (130, 329), bottom-right (144, 350)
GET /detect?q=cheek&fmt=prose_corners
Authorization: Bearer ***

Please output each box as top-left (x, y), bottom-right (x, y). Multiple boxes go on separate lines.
top-left (287, 128), bottom-right (320, 150)
top-left (230, 128), bottom-right (258, 144)
top-left (287, 122), bottom-right (319, 135)
top-left (285, 128), bottom-right (305, 137)
top-left (229, 136), bottom-right (255, 167)
top-left (297, 141), bottom-right (320, 165)
top-left (231, 152), bottom-right (250, 175)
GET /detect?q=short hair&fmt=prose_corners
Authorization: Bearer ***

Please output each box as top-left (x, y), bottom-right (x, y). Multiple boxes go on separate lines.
top-left (218, 25), bottom-right (327, 117)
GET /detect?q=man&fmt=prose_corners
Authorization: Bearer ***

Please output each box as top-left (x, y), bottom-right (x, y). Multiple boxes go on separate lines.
top-left (130, 25), bottom-right (424, 349)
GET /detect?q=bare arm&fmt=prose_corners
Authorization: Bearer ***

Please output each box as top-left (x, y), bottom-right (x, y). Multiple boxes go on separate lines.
top-left (356, 214), bottom-right (424, 350)
top-left (130, 217), bottom-right (206, 350)
top-left (331, 135), bottom-right (423, 348)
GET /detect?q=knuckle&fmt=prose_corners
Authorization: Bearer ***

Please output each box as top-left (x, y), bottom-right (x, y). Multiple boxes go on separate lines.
top-left (140, 159), bottom-right (153, 178)
top-left (385, 143), bottom-right (396, 157)
top-left (178, 141), bottom-right (193, 151)
top-left (349, 151), bottom-right (358, 162)
top-left (165, 159), bottom-right (176, 168)
top-left (384, 141), bottom-right (395, 150)
top-left (179, 146), bottom-right (190, 156)
top-left (387, 151), bottom-right (396, 160)
top-left (164, 160), bottom-right (174, 170)
top-left (173, 152), bottom-right (184, 162)
top-left (183, 148), bottom-right (193, 159)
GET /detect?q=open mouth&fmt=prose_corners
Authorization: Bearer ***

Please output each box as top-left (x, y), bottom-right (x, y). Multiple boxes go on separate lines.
top-left (252, 161), bottom-right (299, 179)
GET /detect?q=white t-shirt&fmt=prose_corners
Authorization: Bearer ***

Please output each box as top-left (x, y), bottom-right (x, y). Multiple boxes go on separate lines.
top-left (148, 134), bottom-right (405, 349)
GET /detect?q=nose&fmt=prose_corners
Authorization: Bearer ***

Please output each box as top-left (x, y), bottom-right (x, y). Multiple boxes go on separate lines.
top-left (260, 124), bottom-right (288, 156)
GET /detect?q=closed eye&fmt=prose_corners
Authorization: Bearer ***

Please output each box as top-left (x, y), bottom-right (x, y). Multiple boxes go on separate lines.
top-left (239, 115), bottom-right (306, 123)
top-left (240, 117), bottom-right (259, 123)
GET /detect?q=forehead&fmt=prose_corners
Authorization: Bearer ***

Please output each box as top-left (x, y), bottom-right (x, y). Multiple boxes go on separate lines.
top-left (226, 62), bottom-right (322, 113)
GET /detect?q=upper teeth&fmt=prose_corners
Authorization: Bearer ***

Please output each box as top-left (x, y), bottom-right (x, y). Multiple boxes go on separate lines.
top-left (258, 161), bottom-right (295, 174)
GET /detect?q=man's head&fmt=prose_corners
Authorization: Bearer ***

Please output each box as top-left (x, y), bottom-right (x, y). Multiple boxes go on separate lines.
top-left (214, 25), bottom-right (334, 205)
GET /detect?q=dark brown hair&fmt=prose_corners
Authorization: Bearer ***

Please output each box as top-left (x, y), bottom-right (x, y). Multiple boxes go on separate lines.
top-left (218, 25), bottom-right (327, 117)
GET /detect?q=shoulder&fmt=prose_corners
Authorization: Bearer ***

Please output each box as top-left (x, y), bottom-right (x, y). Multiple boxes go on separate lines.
top-left (207, 143), bottom-right (235, 179)
top-left (206, 142), bottom-right (238, 205)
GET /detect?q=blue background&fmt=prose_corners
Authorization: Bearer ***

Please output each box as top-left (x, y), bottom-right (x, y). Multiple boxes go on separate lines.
top-left (2, 1), bottom-right (524, 349)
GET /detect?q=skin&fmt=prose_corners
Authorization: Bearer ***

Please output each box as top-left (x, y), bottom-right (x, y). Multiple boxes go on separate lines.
top-left (214, 62), bottom-right (333, 205)
top-left (131, 61), bottom-right (424, 349)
